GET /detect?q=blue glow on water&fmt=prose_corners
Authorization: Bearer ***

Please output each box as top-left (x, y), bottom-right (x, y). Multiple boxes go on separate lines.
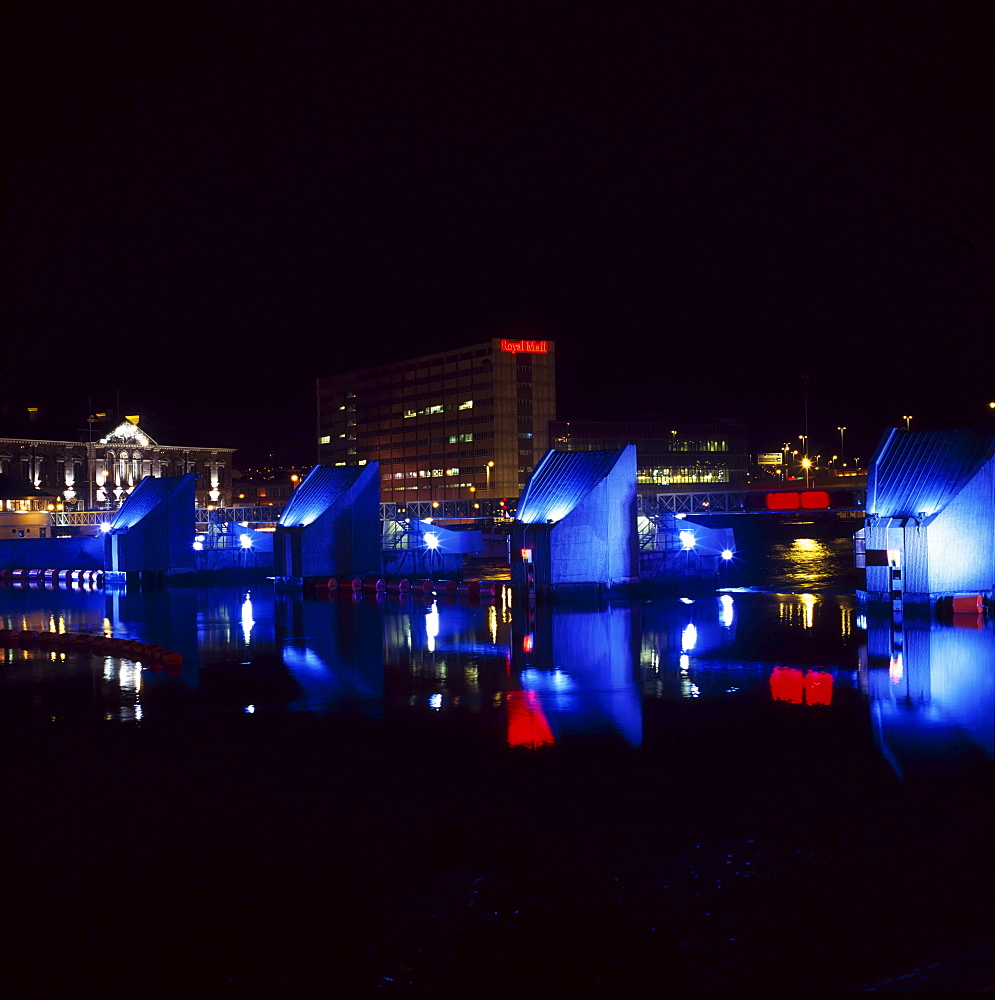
top-left (0, 567), bottom-right (990, 764)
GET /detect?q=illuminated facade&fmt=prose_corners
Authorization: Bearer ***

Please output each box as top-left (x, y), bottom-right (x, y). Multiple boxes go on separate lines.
top-left (0, 419), bottom-right (237, 510)
top-left (860, 427), bottom-right (995, 602)
top-left (549, 419), bottom-right (748, 493)
top-left (317, 338), bottom-right (556, 501)
top-left (511, 445), bottom-right (639, 595)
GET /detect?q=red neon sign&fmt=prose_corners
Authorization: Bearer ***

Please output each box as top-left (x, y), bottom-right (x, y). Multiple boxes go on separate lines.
top-left (500, 339), bottom-right (549, 354)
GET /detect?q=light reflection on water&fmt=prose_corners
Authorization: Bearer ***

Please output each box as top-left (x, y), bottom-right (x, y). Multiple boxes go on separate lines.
top-left (1, 574), bottom-right (991, 770)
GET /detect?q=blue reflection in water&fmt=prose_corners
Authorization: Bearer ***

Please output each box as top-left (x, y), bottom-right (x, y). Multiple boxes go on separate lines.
top-left (1, 583), bottom-right (991, 773)
top-left (518, 605), bottom-right (643, 747)
top-left (863, 612), bottom-right (994, 773)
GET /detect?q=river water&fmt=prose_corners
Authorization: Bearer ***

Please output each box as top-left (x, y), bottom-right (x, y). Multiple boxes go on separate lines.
top-left (1, 534), bottom-right (991, 996)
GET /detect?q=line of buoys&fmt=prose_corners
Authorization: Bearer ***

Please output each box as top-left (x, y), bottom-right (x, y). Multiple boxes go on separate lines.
top-left (0, 629), bottom-right (182, 672)
top-left (0, 568), bottom-right (103, 589)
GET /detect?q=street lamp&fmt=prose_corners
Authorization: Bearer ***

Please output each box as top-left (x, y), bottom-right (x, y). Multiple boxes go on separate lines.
top-left (902, 415), bottom-right (913, 431)
top-left (486, 460), bottom-right (494, 493)
top-left (837, 426), bottom-right (846, 463)
top-left (801, 456), bottom-right (812, 489)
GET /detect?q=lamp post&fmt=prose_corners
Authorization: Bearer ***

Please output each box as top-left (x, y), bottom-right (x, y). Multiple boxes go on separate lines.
top-left (486, 460), bottom-right (494, 494)
top-left (902, 415), bottom-right (913, 431)
top-left (837, 426), bottom-right (845, 465)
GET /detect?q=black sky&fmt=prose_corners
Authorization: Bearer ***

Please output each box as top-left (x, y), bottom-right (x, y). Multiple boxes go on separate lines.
top-left (4, 2), bottom-right (992, 464)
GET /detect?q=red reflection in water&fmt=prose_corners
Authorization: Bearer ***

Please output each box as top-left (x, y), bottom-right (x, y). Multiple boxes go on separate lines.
top-left (804, 670), bottom-right (833, 705)
top-left (770, 667), bottom-right (804, 703)
top-left (770, 667), bottom-right (833, 706)
top-left (506, 690), bottom-right (555, 749)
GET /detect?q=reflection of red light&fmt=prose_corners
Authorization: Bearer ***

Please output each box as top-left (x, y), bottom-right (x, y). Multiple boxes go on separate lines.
top-left (771, 667), bottom-right (834, 705)
top-left (804, 669), bottom-right (833, 705)
top-left (523, 634), bottom-right (533, 653)
top-left (506, 691), bottom-right (555, 749)
top-left (770, 666), bottom-right (804, 703)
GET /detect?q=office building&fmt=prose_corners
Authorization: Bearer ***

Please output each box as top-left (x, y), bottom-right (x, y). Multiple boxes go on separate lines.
top-left (317, 337), bottom-right (556, 501)
top-left (549, 418), bottom-right (749, 493)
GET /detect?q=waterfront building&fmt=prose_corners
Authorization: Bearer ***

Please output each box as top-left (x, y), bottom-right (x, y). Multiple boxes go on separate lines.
top-left (0, 473), bottom-right (56, 539)
top-left (0, 416), bottom-right (237, 511)
top-left (859, 426), bottom-right (995, 603)
top-left (317, 337), bottom-right (556, 501)
top-left (549, 418), bottom-right (749, 493)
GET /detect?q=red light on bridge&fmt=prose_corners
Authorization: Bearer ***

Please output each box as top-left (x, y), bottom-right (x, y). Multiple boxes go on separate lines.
top-left (766, 492), bottom-right (800, 510)
top-left (766, 491), bottom-right (831, 510)
top-left (800, 491), bottom-right (830, 509)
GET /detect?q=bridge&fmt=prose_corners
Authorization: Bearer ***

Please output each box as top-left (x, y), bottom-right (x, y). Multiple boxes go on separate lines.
top-left (49, 485), bottom-right (865, 530)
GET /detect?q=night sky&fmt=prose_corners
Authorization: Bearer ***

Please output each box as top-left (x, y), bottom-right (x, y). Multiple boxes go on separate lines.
top-left (4, 3), bottom-right (992, 465)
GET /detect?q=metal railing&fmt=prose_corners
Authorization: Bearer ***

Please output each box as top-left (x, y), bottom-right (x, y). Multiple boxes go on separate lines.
top-left (51, 490), bottom-right (864, 529)
top-left (380, 499), bottom-right (516, 520)
top-left (638, 491), bottom-right (748, 515)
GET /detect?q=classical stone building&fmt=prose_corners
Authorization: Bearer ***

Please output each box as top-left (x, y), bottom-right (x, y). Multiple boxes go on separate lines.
top-left (0, 418), bottom-right (237, 510)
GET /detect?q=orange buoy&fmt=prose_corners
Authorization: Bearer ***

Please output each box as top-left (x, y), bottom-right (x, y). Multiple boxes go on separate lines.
top-left (952, 595), bottom-right (983, 614)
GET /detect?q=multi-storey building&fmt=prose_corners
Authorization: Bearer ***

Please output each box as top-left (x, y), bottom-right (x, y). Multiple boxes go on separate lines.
top-left (0, 417), bottom-right (237, 510)
top-left (317, 337), bottom-right (556, 501)
top-left (549, 418), bottom-right (749, 493)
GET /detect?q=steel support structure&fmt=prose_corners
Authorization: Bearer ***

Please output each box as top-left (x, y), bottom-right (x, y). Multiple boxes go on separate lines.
top-left (638, 492), bottom-right (748, 516)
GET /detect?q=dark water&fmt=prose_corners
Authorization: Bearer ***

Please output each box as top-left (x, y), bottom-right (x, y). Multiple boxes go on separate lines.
top-left (0, 537), bottom-right (991, 997)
